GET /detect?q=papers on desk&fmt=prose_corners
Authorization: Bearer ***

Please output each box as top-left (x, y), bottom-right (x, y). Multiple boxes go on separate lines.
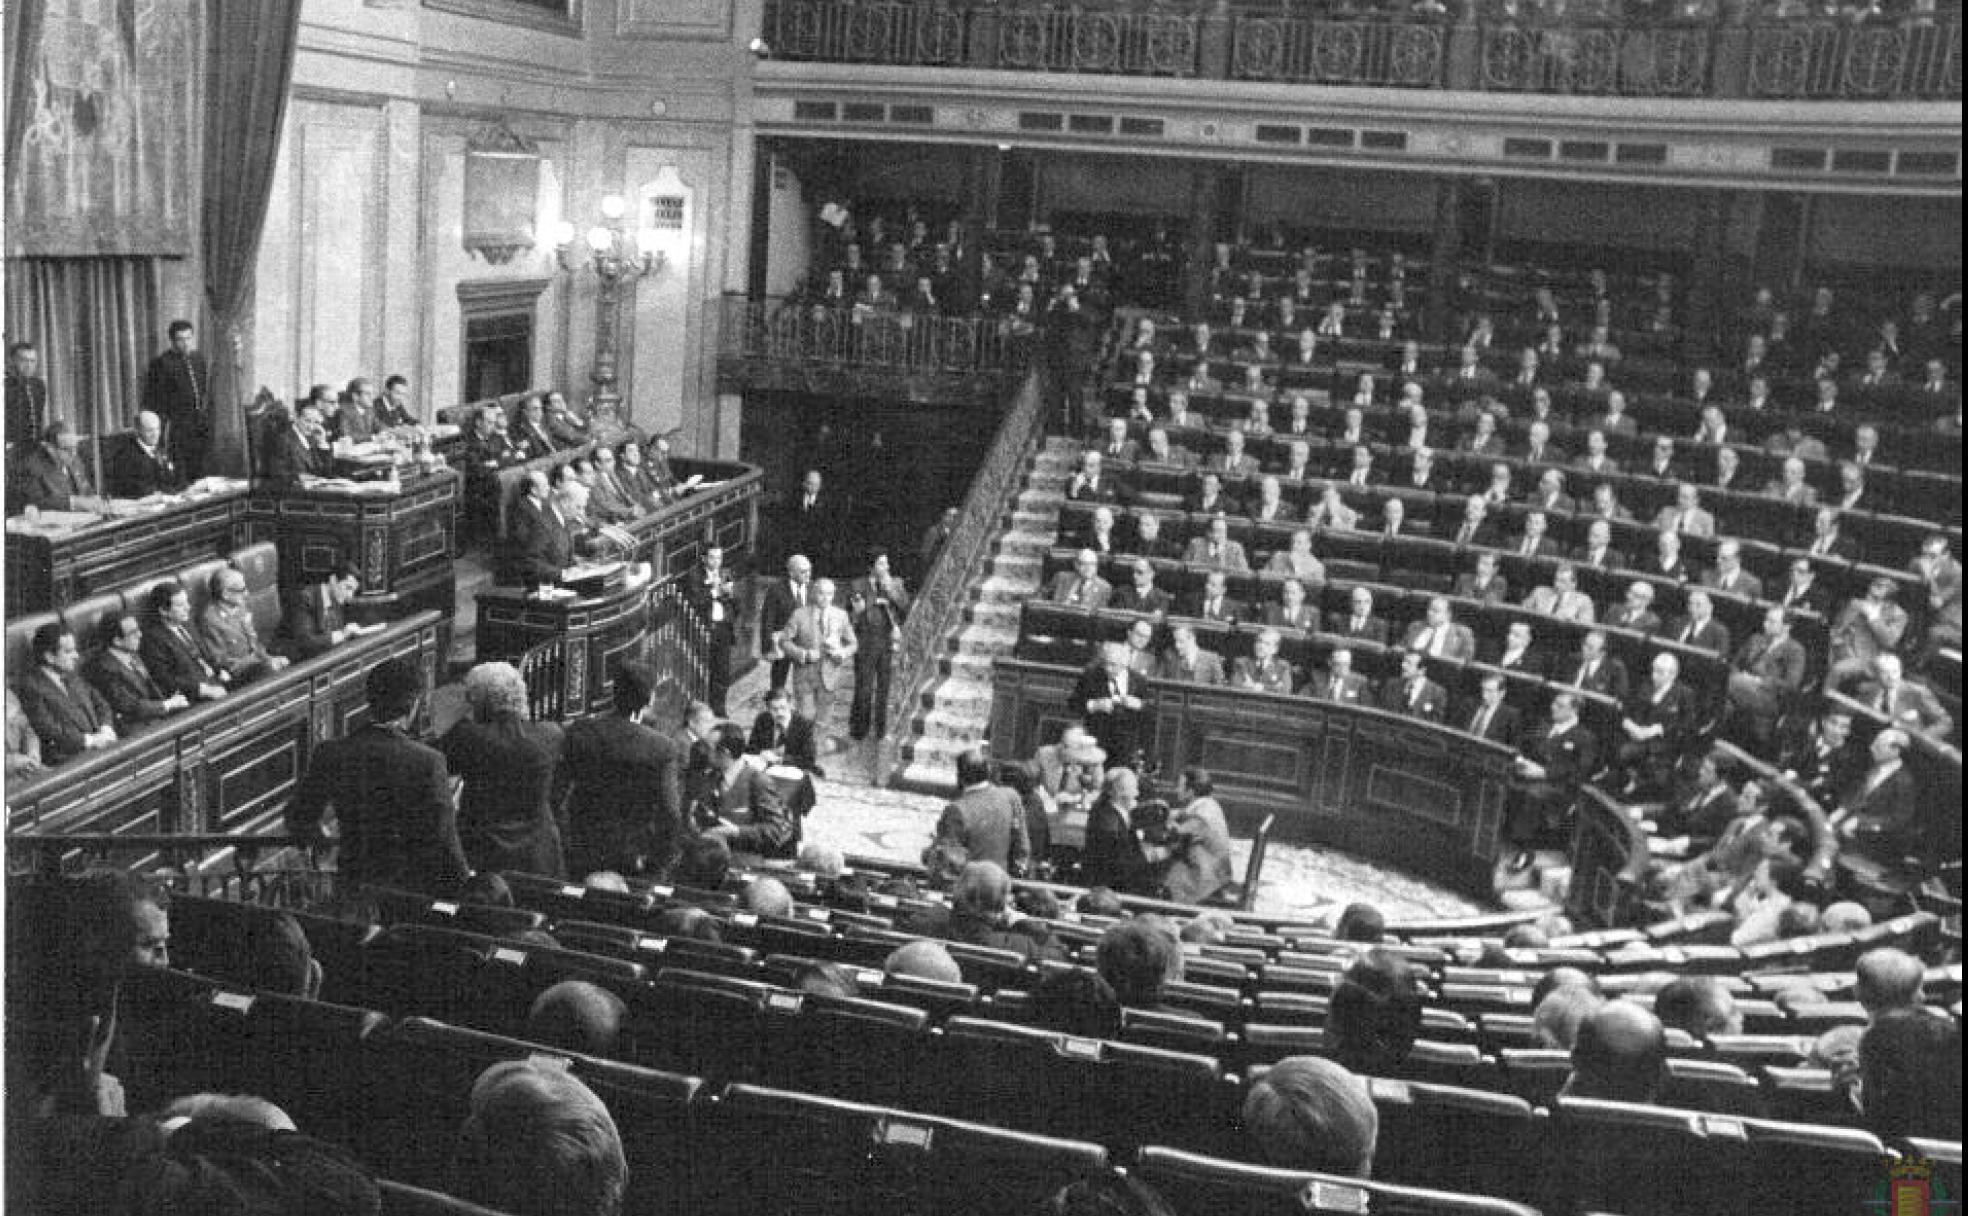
top-left (529, 586), bottom-right (578, 601)
top-left (300, 475), bottom-right (402, 495)
top-left (6, 508), bottom-right (100, 533)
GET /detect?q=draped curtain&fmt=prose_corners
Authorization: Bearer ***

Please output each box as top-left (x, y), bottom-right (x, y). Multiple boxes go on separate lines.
top-left (4, 257), bottom-right (159, 442)
top-left (4, 0), bottom-right (46, 172)
top-left (202, 0), bottom-right (303, 476)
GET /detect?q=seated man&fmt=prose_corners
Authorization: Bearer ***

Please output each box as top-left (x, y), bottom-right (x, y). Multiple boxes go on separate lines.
top-left (511, 395), bottom-right (561, 458)
top-left (1109, 558), bottom-right (1171, 615)
top-left (1379, 651), bottom-right (1447, 722)
top-left (1667, 589), bottom-right (1731, 655)
top-left (701, 722), bottom-right (800, 859)
top-left (749, 685), bottom-right (821, 775)
top-left (1327, 586), bottom-right (1388, 645)
top-left (1727, 607), bottom-right (1808, 744)
top-left (1604, 580), bottom-right (1663, 635)
top-left (1854, 653), bottom-right (1954, 740)
top-left (83, 612), bottom-right (191, 729)
top-left (1181, 569), bottom-right (1245, 625)
top-left (451, 1059), bottom-right (628, 1216)
top-left (103, 411), bottom-right (184, 498)
top-left (1828, 728), bottom-right (1919, 880)
top-left (1129, 510), bottom-right (1178, 560)
top-left (1094, 917), bottom-right (1183, 1009)
top-left (275, 563), bottom-right (379, 660)
top-left (1266, 578), bottom-right (1319, 632)
top-left (1454, 551), bottom-right (1509, 605)
top-left (1242, 1057), bottom-right (1379, 1180)
top-left (1183, 514), bottom-right (1250, 571)
top-left (1143, 765), bottom-right (1234, 905)
top-left (585, 444), bottom-right (642, 524)
top-left (1489, 619), bottom-right (1548, 677)
top-left (8, 420), bottom-right (97, 513)
top-left (260, 401), bottom-right (333, 487)
top-left (1522, 563), bottom-right (1596, 624)
top-left (1564, 1002), bottom-right (1669, 1103)
top-left (1048, 548), bottom-right (1112, 609)
top-left (139, 582), bottom-right (229, 704)
top-left (1231, 628), bottom-right (1296, 696)
top-left (1160, 623), bottom-right (1227, 686)
top-left (1402, 596), bottom-right (1476, 661)
top-left (13, 622), bottom-right (117, 763)
top-left (1616, 652), bottom-right (1698, 797)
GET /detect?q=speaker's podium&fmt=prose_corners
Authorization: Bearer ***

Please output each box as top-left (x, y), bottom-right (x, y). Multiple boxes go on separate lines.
top-left (475, 561), bottom-right (653, 720)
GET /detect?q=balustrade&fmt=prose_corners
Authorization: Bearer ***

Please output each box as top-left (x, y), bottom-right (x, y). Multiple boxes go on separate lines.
top-left (759, 0), bottom-right (1961, 98)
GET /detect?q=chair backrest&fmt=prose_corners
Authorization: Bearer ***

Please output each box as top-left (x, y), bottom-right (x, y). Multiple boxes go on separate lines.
top-left (379, 1180), bottom-right (519, 1216)
top-left (1132, 1146), bottom-right (1544, 1216)
top-left (226, 541), bottom-right (282, 639)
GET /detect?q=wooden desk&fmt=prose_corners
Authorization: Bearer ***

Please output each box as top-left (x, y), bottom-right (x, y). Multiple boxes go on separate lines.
top-left (5, 611), bottom-right (446, 864)
top-left (244, 469), bottom-right (459, 626)
top-left (989, 658), bottom-right (1520, 905)
top-left (4, 483), bottom-right (252, 615)
top-left (476, 579), bottom-right (655, 720)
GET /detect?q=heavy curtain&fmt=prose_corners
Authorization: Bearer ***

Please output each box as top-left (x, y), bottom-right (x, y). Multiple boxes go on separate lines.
top-left (3, 256), bottom-right (159, 441)
top-left (202, 0), bottom-right (304, 477)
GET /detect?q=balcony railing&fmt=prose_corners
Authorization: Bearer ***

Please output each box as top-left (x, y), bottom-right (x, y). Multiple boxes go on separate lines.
top-left (717, 295), bottom-right (1029, 376)
top-left (758, 0), bottom-right (1961, 99)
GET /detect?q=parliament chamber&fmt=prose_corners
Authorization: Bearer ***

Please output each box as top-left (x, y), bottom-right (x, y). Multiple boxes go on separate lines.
top-left (2, 0), bottom-right (1963, 1211)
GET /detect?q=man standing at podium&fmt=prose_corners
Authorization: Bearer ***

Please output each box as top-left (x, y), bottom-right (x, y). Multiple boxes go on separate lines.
top-left (504, 470), bottom-right (573, 587)
top-left (143, 320), bottom-right (212, 480)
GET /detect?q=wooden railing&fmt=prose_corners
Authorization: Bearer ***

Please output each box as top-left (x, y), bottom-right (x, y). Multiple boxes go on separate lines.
top-left (878, 368), bottom-right (1053, 779)
top-left (759, 0), bottom-right (1962, 99)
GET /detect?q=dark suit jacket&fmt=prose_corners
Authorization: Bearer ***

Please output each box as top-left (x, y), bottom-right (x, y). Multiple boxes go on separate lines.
top-left (104, 436), bottom-right (184, 498)
top-left (933, 783), bottom-right (1032, 875)
top-left (1843, 766), bottom-right (1920, 863)
top-left (83, 651), bottom-right (174, 727)
top-left (1522, 721), bottom-right (1599, 787)
top-left (286, 723), bottom-right (470, 893)
top-left (1380, 675), bottom-right (1448, 722)
top-left (1464, 701), bottom-right (1523, 748)
top-left (749, 711), bottom-right (820, 773)
top-left (1487, 646), bottom-right (1550, 678)
top-left (714, 763), bottom-right (799, 858)
top-left (559, 713), bottom-right (683, 875)
top-left (439, 715), bottom-right (567, 878)
top-left (261, 427), bottom-right (327, 487)
top-left (1069, 662), bottom-right (1147, 763)
top-left (1454, 574), bottom-right (1510, 605)
top-left (7, 443), bottom-right (93, 512)
top-left (333, 402), bottom-right (376, 443)
top-left (685, 568), bottom-right (740, 643)
top-left (1666, 617), bottom-right (1731, 656)
top-left (140, 620), bottom-right (219, 699)
top-left (275, 583), bottom-right (346, 660)
top-left (1179, 594), bottom-right (1246, 625)
top-left (760, 579), bottom-right (811, 654)
top-left (13, 669), bottom-right (113, 763)
top-left (1325, 612), bottom-right (1390, 646)
top-left (1110, 586), bottom-right (1172, 615)
top-left (513, 419), bottom-right (561, 460)
top-left (504, 498), bottom-right (574, 587)
top-left (143, 349), bottom-right (211, 431)
top-left (1558, 654), bottom-right (1630, 702)
top-left (1308, 671), bottom-right (1369, 703)
top-left (6, 370), bottom-right (48, 448)
top-left (1625, 682), bottom-right (1698, 749)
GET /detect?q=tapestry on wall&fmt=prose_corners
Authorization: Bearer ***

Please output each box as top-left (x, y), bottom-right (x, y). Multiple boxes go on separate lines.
top-left (7, 0), bottom-right (202, 257)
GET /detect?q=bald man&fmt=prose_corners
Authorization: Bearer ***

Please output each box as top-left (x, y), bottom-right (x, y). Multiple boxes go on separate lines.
top-left (105, 410), bottom-right (185, 498)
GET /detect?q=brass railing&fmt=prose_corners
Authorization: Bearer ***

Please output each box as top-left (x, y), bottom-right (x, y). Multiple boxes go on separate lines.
top-left (1233, 15), bottom-right (1449, 86)
top-left (879, 368), bottom-right (1051, 780)
top-left (757, 0), bottom-right (1962, 98)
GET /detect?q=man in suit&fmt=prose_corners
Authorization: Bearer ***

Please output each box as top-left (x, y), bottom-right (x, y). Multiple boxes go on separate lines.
top-left (7, 419), bottom-right (96, 513)
top-left (1266, 578), bottom-right (1319, 633)
top-left (1447, 495), bottom-right (1494, 548)
top-left (1572, 519), bottom-right (1626, 573)
top-left (1490, 620), bottom-right (1548, 677)
top-left (1801, 506), bottom-right (1857, 560)
top-left (141, 582), bottom-right (230, 703)
top-left (1560, 630), bottom-right (1630, 702)
top-left (1095, 417), bottom-right (1139, 465)
top-left (1071, 642), bottom-right (1147, 766)
top-left (1065, 451), bottom-right (1121, 505)
top-left (1575, 429), bottom-right (1620, 479)
top-left (5, 340), bottom-right (49, 449)
top-left (1305, 487), bottom-right (1360, 532)
top-left (1777, 710), bottom-right (1865, 812)
top-left (1509, 692), bottom-right (1599, 866)
top-left (1509, 512), bottom-right (1563, 560)
top-left (760, 554), bottom-right (816, 697)
top-left (556, 661), bottom-right (685, 876)
top-left (1523, 564), bottom-right (1596, 624)
top-left (511, 396), bottom-right (561, 459)
top-left (1828, 577), bottom-right (1909, 691)
top-left (782, 577), bottom-right (857, 747)
top-left (750, 686), bottom-right (821, 774)
top-left (1702, 540), bottom-right (1764, 602)
top-left (1528, 468), bottom-right (1575, 517)
top-left (1617, 652), bottom-right (1698, 796)
top-left (83, 612), bottom-right (191, 729)
top-left (1232, 628), bottom-right (1297, 696)
top-left (14, 623), bottom-right (117, 764)
top-left (1668, 589), bottom-right (1731, 655)
top-left (1160, 624), bottom-right (1227, 686)
top-left (543, 391), bottom-right (593, 448)
top-left (1080, 505), bottom-right (1122, 556)
top-left (1403, 596), bottom-right (1477, 661)
top-left (1049, 548), bottom-right (1113, 609)
top-left (1131, 511), bottom-right (1179, 560)
top-left (1830, 728), bottom-right (1920, 889)
top-left (103, 411), bottom-right (184, 498)
top-left (374, 375), bottom-right (418, 430)
top-left (685, 544), bottom-right (738, 715)
top-left (276, 564), bottom-right (379, 660)
top-left (586, 444), bottom-right (642, 523)
top-left (1857, 653), bottom-right (1954, 740)
top-left (261, 401), bottom-right (332, 488)
top-left (333, 379), bottom-right (379, 443)
top-left (1763, 456), bottom-right (1818, 508)
top-left (1380, 651), bottom-right (1447, 722)
top-left (1604, 580), bottom-right (1663, 635)
top-left (1183, 569), bottom-right (1245, 625)
top-left (782, 468), bottom-right (839, 571)
top-left (1142, 427), bottom-right (1192, 468)
top-left (1110, 558), bottom-right (1172, 615)
top-left (1727, 606), bottom-right (1809, 744)
top-left (142, 320), bottom-right (212, 479)
top-left (698, 722), bottom-right (801, 859)
top-left (1247, 475), bottom-right (1293, 526)
top-left (1653, 483), bottom-right (1716, 539)
top-left (1189, 471), bottom-right (1242, 518)
top-left (932, 749), bottom-right (1032, 876)
top-left (1454, 552), bottom-right (1510, 605)
top-left (1183, 514), bottom-right (1250, 572)
top-left (197, 565), bottom-right (289, 686)
top-left (1464, 673), bottom-right (1523, 748)
top-left (848, 549), bottom-right (911, 742)
top-left (1642, 529), bottom-right (1698, 585)
top-left (501, 471), bottom-right (574, 588)
top-left (1327, 586), bottom-right (1390, 645)
top-left (1309, 648), bottom-right (1370, 704)
top-left (1777, 558), bottom-right (1829, 616)
top-left (1141, 765), bottom-right (1236, 905)
top-left (286, 657), bottom-right (470, 893)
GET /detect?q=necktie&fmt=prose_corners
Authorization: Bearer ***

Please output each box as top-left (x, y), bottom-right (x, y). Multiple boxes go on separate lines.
top-left (182, 353), bottom-right (202, 413)
top-left (1472, 706), bottom-right (1491, 736)
top-left (1681, 622), bottom-right (1697, 644)
top-left (1575, 661), bottom-right (1592, 689)
top-left (1206, 598), bottom-right (1220, 618)
top-left (1677, 512), bottom-right (1690, 535)
top-left (1521, 537), bottom-right (1536, 557)
top-left (1072, 580), bottom-right (1086, 604)
top-left (1409, 680), bottom-right (1423, 708)
top-left (1352, 616), bottom-right (1365, 634)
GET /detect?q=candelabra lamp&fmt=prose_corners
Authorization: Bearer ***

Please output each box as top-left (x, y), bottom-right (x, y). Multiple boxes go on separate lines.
top-left (552, 193), bottom-right (664, 431)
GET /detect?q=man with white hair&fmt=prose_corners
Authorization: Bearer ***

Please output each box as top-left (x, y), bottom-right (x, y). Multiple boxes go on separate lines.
top-left (783, 577), bottom-right (857, 740)
top-left (1857, 653), bottom-right (1954, 739)
top-left (1617, 652), bottom-right (1696, 796)
top-left (104, 410), bottom-right (184, 497)
top-left (439, 661), bottom-right (567, 877)
top-left (1049, 548), bottom-right (1112, 608)
top-left (760, 554), bottom-right (815, 696)
top-left (1071, 641), bottom-right (1146, 764)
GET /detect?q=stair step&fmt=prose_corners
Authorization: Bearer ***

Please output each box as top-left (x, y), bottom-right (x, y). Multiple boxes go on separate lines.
top-left (918, 709), bottom-right (991, 745)
top-left (965, 600), bottom-right (1021, 625)
top-left (942, 651), bottom-right (998, 680)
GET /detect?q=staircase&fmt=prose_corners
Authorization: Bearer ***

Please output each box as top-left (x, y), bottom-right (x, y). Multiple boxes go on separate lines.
top-left (895, 437), bottom-right (1078, 790)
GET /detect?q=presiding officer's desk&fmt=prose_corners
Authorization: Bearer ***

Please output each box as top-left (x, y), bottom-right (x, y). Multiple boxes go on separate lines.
top-left (6, 610), bottom-right (447, 860)
top-left (5, 480), bottom-right (252, 616)
top-left (244, 467), bottom-right (460, 627)
top-left (476, 575), bottom-right (655, 720)
top-left (989, 657), bottom-right (1523, 907)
